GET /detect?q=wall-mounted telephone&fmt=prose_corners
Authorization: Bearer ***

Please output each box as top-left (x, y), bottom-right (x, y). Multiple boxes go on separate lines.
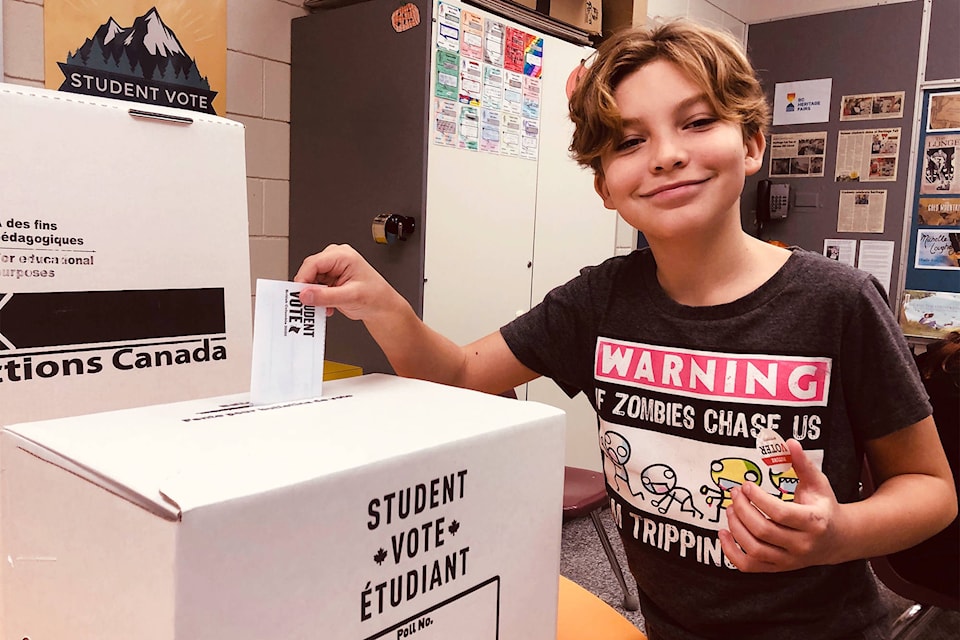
top-left (756, 179), bottom-right (789, 235)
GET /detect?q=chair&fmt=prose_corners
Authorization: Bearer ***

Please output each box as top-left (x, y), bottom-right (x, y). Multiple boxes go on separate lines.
top-left (557, 575), bottom-right (647, 640)
top-left (563, 466), bottom-right (640, 611)
top-left (871, 550), bottom-right (958, 639)
top-left (863, 461), bottom-right (959, 639)
top-left (865, 338), bottom-right (959, 639)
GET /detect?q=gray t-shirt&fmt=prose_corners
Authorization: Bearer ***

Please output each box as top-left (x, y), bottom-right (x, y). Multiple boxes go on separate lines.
top-left (501, 248), bottom-right (931, 640)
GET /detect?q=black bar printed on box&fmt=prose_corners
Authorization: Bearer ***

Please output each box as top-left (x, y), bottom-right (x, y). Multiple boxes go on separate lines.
top-left (0, 288), bottom-right (225, 350)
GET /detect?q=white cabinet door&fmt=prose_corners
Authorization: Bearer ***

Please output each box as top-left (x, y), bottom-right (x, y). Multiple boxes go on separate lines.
top-left (423, 142), bottom-right (539, 346)
top-left (526, 36), bottom-right (618, 471)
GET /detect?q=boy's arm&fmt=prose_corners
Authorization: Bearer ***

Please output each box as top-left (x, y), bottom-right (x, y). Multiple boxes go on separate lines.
top-left (853, 416), bottom-right (957, 554)
top-left (719, 416), bottom-right (957, 573)
top-left (294, 244), bottom-right (539, 394)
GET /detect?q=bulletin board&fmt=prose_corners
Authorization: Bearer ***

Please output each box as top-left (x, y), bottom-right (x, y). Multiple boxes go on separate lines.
top-left (898, 83), bottom-right (960, 339)
top-left (744, 0), bottom-right (960, 339)
top-left (743, 0), bottom-right (925, 300)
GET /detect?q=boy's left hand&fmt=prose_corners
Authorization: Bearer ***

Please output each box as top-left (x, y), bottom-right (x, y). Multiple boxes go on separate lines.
top-left (719, 438), bottom-right (846, 572)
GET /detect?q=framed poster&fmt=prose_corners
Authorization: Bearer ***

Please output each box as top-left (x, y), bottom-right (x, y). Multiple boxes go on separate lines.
top-left (927, 90), bottom-right (960, 132)
top-left (44, 1), bottom-right (226, 115)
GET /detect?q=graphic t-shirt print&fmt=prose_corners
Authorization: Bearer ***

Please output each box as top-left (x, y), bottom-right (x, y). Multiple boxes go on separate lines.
top-left (593, 338), bottom-right (831, 570)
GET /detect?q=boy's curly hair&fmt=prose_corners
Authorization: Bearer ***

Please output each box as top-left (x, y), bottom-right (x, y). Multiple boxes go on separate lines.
top-left (569, 20), bottom-right (771, 174)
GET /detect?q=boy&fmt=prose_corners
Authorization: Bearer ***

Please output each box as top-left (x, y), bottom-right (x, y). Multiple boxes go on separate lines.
top-left (295, 20), bottom-right (956, 640)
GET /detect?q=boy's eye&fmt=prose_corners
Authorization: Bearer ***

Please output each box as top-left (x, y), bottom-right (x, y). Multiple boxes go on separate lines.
top-left (615, 137), bottom-right (644, 151)
top-left (687, 117), bottom-right (718, 129)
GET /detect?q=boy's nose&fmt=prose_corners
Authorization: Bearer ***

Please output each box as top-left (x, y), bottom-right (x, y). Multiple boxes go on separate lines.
top-left (650, 137), bottom-right (688, 172)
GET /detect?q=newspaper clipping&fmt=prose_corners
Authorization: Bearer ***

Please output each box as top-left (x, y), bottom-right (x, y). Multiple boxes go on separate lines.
top-left (839, 91), bottom-right (904, 121)
top-left (838, 189), bottom-right (887, 233)
top-left (769, 131), bottom-right (826, 178)
top-left (835, 128), bottom-right (900, 182)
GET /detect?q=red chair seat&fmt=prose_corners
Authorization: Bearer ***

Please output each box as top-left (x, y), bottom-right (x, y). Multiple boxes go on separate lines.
top-left (563, 466), bottom-right (609, 519)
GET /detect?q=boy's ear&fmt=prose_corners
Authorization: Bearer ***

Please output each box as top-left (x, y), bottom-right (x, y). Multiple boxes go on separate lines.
top-left (743, 130), bottom-right (767, 176)
top-left (594, 173), bottom-right (617, 210)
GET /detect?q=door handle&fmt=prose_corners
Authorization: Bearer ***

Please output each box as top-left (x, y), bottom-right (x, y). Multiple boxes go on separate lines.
top-left (372, 214), bottom-right (416, 245)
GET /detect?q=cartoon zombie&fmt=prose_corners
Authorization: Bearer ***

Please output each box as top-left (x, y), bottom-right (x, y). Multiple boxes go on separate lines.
top-left (641, 463), bottom-right (704, 519)
top-left (769, 465), bottom-right (799, 502)
top-left (699, 458), bottom-right (762, 523)
top-left (600, 429), bottom-right (643, 499)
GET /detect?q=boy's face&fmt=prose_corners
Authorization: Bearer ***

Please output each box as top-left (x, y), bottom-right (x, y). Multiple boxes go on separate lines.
top-left (594, 60), bottom-right (765, 243)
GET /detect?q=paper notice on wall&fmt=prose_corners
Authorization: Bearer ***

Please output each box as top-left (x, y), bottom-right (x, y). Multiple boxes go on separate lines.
top-left (460, 10), bottom-right (483, 60)
top-left (838, 189), bottom-right (887, 233)
top-left (250, 279), bottom-right (326, 405)
top-left (483, 19), bottom-right (505, 67)
top-left (458, 105), bottom-right (479, 150)
top-left (437, 2), bottom-right (461, 51)
top-left (480, 108), bottom-right (501, 153)
top-left (504, 26), bottom-right (526, 74)
top-left (481, 65), bottom-right (503, 109)
top-left (433, 98), bottom-right (458, 147)
top-left (435, 50), bottom-right (459, 101)
top-left (502, 70), bottom-right (523, 115)
top-left (521, 75), bottom-right (540, 119)
top-left (520, 118), bottom-right (539, 161)
top-left (458, 57), bottom-right (482, 106)
top-left (857, 240), bottom-right (894, 294)
top-left (501, 112), bottom-right (521, 157)
top-left (773, 78), bottom-right (831, 125)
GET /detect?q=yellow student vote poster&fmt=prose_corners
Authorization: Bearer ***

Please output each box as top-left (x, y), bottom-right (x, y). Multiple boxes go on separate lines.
top-left (44, 0), bottom-right (227, 116)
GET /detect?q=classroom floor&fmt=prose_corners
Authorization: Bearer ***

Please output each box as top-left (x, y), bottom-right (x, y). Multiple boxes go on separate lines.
top-left (560, 509), bottom-right (960, 639)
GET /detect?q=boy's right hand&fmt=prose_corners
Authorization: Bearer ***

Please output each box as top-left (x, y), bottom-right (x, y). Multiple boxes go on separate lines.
top-left (294, 244), bottom-right (407, 321)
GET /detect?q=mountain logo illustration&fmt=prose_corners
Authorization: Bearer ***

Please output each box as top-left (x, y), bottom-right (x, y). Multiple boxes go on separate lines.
top-left (57, 7), bottom-right (219, 115)
top-left (785, 92), bottom-right (796, 113)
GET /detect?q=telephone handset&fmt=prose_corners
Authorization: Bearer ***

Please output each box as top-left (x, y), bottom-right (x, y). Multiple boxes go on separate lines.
top-left (755, 179), bottom-right (789, 236)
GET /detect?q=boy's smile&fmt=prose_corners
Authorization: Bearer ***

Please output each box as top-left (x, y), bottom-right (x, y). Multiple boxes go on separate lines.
top-left (594, 59), bottom-right (765, 245)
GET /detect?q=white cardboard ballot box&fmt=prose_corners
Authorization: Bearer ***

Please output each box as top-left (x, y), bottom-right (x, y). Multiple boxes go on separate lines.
top-left (0, 83), bottom-right (253, 427)
top-left (1, 374), bottom-right (566, 640)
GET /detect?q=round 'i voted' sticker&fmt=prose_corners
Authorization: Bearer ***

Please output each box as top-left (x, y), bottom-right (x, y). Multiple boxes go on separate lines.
top-left (756, 428), bottom-right (792, 474)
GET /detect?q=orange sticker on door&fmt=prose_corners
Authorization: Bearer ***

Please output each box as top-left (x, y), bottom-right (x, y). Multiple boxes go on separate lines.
top-left (392, 3), bottom-right (421, 33)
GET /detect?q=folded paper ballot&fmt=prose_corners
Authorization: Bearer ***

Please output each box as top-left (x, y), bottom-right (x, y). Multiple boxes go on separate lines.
top-left (250, 279), bottom-right (326, 405)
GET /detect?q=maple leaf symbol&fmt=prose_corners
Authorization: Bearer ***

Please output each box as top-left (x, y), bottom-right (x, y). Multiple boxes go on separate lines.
top-left (374, 548), bottom-right (387, 565)
top-left (449, 520), bottom-right (460, 535)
